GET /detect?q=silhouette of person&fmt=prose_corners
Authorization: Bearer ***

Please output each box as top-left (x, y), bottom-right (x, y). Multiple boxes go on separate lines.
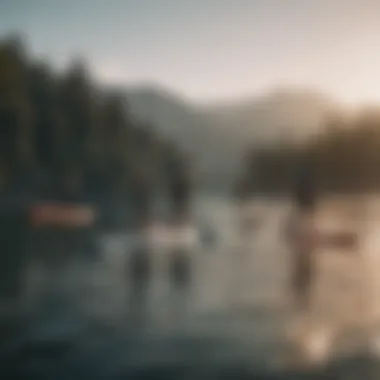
top-left (126, 177), bottom-right (153, 320)
top-left (167, 168), bottom-right (193, 318)
top-left (286, 159), bottom-right (319, 312)
top-left (286, 159), bottom-right (357, 313)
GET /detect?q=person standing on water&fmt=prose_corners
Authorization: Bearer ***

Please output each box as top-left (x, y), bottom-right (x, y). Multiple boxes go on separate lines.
top-left (167, 162), bottom-right (194, 319)
top-left (286, 162), bottom-right (319, 313)
top-left (127, 173), bottom-right (153, 321)
top-left (285, 159), bottom-right (358, 361)
top-left (286, 160), bottom-right (358, 314)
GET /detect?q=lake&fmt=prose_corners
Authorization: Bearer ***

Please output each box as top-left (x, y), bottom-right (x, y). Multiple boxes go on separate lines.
top-left (3, 194), bottom-right (380, 378)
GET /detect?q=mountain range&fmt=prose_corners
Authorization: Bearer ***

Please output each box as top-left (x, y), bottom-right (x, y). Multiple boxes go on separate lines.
top-left (111, 84), bottom-right (339, 190)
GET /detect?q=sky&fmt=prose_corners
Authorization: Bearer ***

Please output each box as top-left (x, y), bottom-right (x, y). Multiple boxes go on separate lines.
top-left (1, 0), bottom-right (380, 105)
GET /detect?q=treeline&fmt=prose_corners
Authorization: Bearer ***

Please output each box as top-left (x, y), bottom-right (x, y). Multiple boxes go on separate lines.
top-left (0, 36), bottom-right (187, 203)
top-left (239, 111), bottom-right (380, 195)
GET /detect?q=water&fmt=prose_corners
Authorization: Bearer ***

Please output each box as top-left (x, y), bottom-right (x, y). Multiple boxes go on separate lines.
top-left (2, 194), bottom-right (380, 379)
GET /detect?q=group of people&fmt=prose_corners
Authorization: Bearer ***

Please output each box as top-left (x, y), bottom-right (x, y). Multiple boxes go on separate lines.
top-left (125, 157), bottom-right (360, 345)
top-left (284, 162), bottom-right (360, 361)
top-left (126, 170), bottom-right (194, 321)
top-left (286, 163), bottom-right (358, 313)
top-left (234, 160), bottom-right (359, 360)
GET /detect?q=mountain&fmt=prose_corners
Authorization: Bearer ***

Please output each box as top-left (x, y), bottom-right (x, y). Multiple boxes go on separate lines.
top-left (111, 84), bottom-right (338, 190)
top-left (202, 89), bottom-right (338, 144)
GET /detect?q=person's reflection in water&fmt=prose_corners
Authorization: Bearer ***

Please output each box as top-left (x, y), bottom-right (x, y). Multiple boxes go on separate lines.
top-left (168, 216), bottom-right (193, 323)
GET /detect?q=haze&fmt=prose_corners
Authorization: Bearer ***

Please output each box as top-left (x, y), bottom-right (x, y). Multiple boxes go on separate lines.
top-left (1, 0), bottom-right (380, 105)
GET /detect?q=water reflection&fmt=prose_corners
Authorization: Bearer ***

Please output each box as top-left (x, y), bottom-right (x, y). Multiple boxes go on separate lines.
top-left (1, 196), bottom-right (380, 379)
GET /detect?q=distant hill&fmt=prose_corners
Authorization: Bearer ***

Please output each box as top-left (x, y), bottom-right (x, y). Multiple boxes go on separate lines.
top-left (110, 84), bottom-right (338, 190)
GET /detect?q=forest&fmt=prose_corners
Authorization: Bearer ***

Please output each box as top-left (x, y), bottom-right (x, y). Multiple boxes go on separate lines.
top-left (0, 36), bottom-right (187, 207)
top-left (240, 111), bottom-right (380, 195)
top-left (3, 35), bottom-right (380, 205)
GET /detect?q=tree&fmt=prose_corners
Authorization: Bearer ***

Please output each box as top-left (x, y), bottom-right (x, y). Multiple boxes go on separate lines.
top-left (0, 36), bottom-right (189, 206)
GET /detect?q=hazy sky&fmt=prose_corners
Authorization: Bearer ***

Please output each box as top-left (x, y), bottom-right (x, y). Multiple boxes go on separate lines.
top-left (1, 0), bottom-right (380, 104)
